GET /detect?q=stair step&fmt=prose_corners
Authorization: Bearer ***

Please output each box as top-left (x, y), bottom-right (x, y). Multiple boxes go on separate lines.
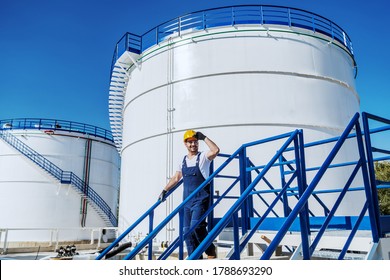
top-left (311, 249), bottom-right (366, 260)
top-left (110, 76), bottom-right (128, 82)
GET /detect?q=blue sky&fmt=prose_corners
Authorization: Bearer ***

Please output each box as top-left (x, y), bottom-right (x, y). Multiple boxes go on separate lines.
top-left (1, 0), bottom-right (389, 131)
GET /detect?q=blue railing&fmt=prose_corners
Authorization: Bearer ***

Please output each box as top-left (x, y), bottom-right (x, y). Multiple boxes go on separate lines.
top-left (0, 130), bottom-right (117, 226)
top-left (0, 118), bottom-right (114, 142)
top-left (188, 129), bottom-right (307, 260)
top-left (96, 129), bottom-right (305, 260)
top-left (111, 5), bottom-right (354, 71)
top-left (97, 112), bottom-right (385, 260)
top-left (362, 112), bottom-right (390, 240)
top-left (255, 113), bottom-right (376, 259)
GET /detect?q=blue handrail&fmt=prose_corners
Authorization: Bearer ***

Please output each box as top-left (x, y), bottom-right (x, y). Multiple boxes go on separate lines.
top-left (0, 118), bottom-right (114, 142)
top-left (111, 5), bottom-right (355, 74)
top-left (258, 113), bottom-right (377, 259)
top-left (0, 130), bottom-right (117, 226)
top-left (188, 130), bottom-right (304, 260)
top-left (120, 143), bottom-right (245, 260)
top-left (113, 130), bottom-right (302, 260)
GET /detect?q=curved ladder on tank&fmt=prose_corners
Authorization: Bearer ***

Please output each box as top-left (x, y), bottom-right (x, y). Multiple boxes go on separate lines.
top-left (108, 33), bottom-right (142, 151)
top-left (0, 129), bottom-right (117, 226)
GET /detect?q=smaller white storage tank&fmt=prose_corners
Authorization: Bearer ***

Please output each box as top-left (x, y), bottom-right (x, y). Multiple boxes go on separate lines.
top-left (0, 118), bottom-right (120, 244)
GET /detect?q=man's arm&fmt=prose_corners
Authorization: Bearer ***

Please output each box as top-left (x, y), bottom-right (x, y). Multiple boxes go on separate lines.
top-left (204, 136), bottom-right (220, 161)
top-left (158, 171), bottom-right (182, 201)
top-left (196, 132), bottom-right (220, 160)
top-left (164, 171), bottom-right (182, 192)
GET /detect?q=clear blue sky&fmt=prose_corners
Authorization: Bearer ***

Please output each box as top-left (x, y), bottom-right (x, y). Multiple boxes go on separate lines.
top-left (1, 0), bottom-right (389, 131)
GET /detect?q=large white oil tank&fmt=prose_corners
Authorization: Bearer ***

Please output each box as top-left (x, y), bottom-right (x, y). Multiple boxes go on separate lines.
top-left (111, 5), bottom-right (362, 241)
top-left (0, 118), bottom-right (120, 244)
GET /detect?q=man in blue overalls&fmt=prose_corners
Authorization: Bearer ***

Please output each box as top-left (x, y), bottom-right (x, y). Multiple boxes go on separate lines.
top-left (159, 130), bottom-right (220, 259)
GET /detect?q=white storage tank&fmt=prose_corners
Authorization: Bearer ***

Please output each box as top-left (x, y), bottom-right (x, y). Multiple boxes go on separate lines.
top-left (111, 5), bottom-right (362, 241)
top-left (0, 118), bottom-right (120, 243)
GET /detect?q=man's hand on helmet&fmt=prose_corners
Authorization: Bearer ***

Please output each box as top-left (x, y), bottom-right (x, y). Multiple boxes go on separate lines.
top-left (195, 131), bottom-right (206, 141)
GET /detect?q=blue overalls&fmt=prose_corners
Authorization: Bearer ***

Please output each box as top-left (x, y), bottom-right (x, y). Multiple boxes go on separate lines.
top-left (182, 152), bottom-right (215, 258)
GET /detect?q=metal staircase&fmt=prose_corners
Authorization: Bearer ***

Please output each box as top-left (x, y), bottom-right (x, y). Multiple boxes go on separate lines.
top-left (108, 33), bottom-right (142, 151)
top-left (0, 129), bottom-right (117, 226)
top-left (96, 112), bottom-right (390, 260)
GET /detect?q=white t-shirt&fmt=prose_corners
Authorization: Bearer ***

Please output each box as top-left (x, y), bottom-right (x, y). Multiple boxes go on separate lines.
top-left (176, 151), bottom-right (211, 180)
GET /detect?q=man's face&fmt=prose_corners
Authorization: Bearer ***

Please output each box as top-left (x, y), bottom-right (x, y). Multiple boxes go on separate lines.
top-left (185, 139), bottom-right (199, 154)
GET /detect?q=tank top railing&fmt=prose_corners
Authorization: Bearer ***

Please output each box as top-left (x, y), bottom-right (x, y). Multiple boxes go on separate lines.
top-left (111, 5), bottom-right (354, 73)
top-left (0, 129), bottom-right (117, 226)
top-left (0, 118), bottom-right (113, 142)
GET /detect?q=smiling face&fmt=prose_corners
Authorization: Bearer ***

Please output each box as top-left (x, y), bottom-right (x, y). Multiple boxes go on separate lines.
top-left (185, 139), bottom-right (199, 155)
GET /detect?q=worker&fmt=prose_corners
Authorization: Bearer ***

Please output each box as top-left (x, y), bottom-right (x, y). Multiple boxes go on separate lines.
top-left (158, 130), bottom-right (220, 259)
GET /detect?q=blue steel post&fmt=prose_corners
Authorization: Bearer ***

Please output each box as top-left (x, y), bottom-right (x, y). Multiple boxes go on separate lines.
top-left (362, 112), bottom-right (382, 238)
top-left (178, 17), bottom-right (181, 37)
top-left (232, 212), bottom-right (240, 259)
top-left (295, 130), bottom-right (310, 259)
top-left (125, 33), bottom-right (131, 52)
top-left (287, 8), bottom-right (291, 27)
top-left (311, 16), bottom-right (315, 32)
top-left (278, 155), bottom-right (289, 216)
top-left (179, 209), bottom-right (184, 260)
top-left (155, 26), bottom-right (159, 45)
top-left (208, 161), bottom-right (215, 233)
top-left (148, 211), bottom-right (154, 260)
top-left (246, 157), bottom-right (254, 223)
top-left (260, 6), bottom-right (264, 24)
top-left (355, 118), bottom-right (380, 242)
top-left (239, 147), bottom-right (249, 234)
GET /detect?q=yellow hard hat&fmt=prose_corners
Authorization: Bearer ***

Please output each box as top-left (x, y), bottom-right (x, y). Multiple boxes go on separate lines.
top-left (183, 130), bottom-right (197, 142)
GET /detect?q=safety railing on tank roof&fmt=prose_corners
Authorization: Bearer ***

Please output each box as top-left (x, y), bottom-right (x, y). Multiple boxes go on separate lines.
top-left (111, 5), bottom-right (355, 73)
top-left (0, 118), bottom-right (113, 142)
top-left (0, 130), bottom-right (117, 226)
